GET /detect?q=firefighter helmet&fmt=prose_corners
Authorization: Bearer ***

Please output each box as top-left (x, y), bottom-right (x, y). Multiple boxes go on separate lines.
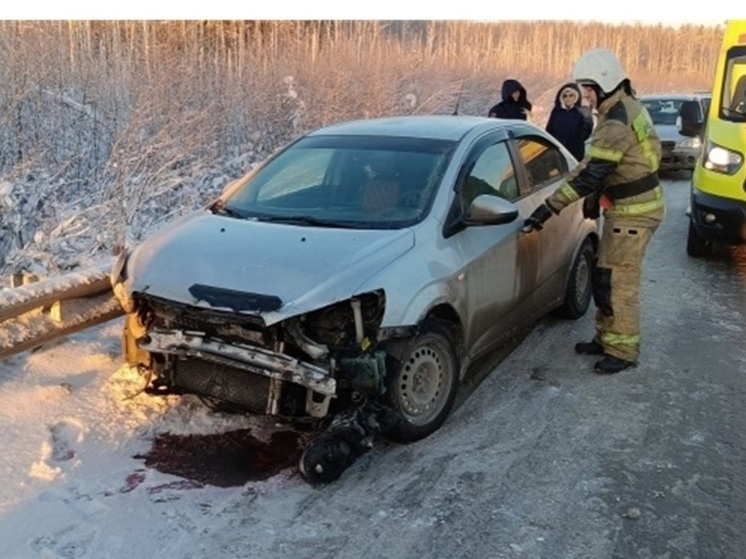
top-left (572, 48), bottom-right (627, 94)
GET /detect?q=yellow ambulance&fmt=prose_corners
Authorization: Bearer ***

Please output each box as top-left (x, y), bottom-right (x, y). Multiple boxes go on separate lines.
top-left (681, 20), bottom-right (746, 257)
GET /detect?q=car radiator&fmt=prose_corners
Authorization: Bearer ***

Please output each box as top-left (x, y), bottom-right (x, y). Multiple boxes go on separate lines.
top-left (172, 357), bottom-right (273, 414)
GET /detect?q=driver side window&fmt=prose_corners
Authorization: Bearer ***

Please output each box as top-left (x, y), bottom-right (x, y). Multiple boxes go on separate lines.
top-left (461, 141), bottom-right (518, 212)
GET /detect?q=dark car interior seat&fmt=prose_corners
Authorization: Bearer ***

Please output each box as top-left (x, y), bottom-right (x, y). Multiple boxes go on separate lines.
top-left (361, 178), bottom-right (400, 213)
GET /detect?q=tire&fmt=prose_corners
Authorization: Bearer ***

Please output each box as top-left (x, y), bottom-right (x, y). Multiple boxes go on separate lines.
top-left (556, 237), bottom-right (594, 319)
top-left (383, 319), bottom-right (459, 443)
top-left (686, 220), bottom-right (712, 258)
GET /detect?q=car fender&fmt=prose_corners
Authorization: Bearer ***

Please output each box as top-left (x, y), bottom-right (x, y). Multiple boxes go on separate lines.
top-left (357, 230), bottom-right (467, 331)
top-left (382, 278), bottom-right (462, 329)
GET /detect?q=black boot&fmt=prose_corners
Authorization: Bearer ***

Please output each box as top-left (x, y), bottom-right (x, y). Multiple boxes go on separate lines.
top-left (594, 355), bottom-right (636, 374)
top-left (574, 340), bottom-right (604, 355)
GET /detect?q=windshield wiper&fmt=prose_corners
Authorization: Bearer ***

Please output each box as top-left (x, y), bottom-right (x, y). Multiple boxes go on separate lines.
top-left (257, 215), bottom-right (357, 228)
top-left (210, 200), bottom-right (245, 218)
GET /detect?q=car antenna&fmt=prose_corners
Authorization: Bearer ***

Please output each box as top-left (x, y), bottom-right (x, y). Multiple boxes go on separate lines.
top-left (453, 78), bottom-right (466, 115)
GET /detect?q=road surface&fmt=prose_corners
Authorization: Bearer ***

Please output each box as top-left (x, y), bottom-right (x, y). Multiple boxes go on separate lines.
top-left (1, 174), bottom-right (744, 559)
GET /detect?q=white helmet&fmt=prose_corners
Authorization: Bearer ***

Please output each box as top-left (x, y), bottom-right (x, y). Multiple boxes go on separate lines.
top-left (572, 48), bottom-right (627, 94)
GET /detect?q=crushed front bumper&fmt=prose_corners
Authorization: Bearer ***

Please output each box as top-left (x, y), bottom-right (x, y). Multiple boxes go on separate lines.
top-left (140, 328), bottom-right (337, 417)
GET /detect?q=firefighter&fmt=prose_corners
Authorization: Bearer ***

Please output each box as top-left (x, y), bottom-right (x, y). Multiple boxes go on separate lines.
top-left (523, 48), bottom-right (666, 374)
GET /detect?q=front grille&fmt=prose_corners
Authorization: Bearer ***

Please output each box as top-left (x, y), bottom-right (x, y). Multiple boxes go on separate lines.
top-left (661, 141), bottom-right (676, 151)
top-left (138, 293), bottom-right (267, 331)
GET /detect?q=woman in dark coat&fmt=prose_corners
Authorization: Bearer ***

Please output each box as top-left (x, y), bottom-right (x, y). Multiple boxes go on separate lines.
top-left (488, 79), bottom-right (532, 120)
top-left (545, 82), bottom-right (594, 161)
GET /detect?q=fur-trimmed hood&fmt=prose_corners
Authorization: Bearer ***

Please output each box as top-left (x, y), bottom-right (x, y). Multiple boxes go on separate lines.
top-left (553, 82), bottom-right (583, 110)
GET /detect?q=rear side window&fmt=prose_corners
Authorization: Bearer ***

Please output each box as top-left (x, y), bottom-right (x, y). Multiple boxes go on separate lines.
top-left (720, 46), bottom-right (746, 122)
top-left (516, 137), bottom-right (567, 190)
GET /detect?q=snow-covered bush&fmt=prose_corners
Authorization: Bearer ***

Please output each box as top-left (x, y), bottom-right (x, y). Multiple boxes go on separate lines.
top-left (0, 20), bottom-right (720, 275)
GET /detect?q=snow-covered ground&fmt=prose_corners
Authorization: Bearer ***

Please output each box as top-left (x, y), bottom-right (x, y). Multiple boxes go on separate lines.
top-left (0, 315), bottom-right (535, 559)
top-left (0, 319), bottom-right (313, 558)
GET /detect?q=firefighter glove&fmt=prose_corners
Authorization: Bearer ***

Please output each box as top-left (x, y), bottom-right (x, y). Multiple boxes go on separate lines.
top-left (582, 191), bottom-right (601, 219)
top-left (523, 203), bottom-right (553, 232)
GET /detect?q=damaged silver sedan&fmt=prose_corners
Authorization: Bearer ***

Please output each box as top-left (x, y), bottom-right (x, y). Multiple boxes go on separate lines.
top-left (111, 115), bottom-right (599, 483)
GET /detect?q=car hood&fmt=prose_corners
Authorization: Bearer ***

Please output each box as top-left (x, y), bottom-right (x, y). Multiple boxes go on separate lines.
top-left (654, 123), bottom-right (685, 142)
top-left (124, 211), bottom-right (415, 324)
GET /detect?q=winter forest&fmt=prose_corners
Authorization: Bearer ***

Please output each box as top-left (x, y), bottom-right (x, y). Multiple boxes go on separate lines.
top-left (0, 20), bottom-right (723, 278)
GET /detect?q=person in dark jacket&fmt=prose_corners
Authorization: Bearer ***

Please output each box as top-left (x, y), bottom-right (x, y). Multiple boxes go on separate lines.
top-left (545, 82), bottom-right (594, 161)
top-left (488, 79), bottom-right (532, 120)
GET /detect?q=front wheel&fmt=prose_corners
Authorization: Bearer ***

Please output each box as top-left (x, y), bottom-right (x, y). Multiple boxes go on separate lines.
top-left (383, 320), bottom-right (459, 443)
top-left (686, 220), bottom-right (712, 258)
top-left (556, 237), bottom-right (594, 319)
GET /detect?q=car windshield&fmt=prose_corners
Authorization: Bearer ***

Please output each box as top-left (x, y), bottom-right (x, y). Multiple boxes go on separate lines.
top-left (218, 134), bottom-right (456, 229)
top-left (641, 98), bottom-right (685, 125)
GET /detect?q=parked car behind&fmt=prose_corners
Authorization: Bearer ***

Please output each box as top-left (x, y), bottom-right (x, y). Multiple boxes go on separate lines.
top-left (640, 93), bottom-right (711, 172)
top-left (111, 115), bottom-right (599, 483)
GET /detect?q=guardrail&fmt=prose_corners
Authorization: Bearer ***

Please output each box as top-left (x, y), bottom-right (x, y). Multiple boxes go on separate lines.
top-left (0, 261), bottom-right (124, 360)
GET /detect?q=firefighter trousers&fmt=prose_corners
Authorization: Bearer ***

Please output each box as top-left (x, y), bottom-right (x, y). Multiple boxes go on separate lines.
top-left (592, 212), bottom-right (662, 362)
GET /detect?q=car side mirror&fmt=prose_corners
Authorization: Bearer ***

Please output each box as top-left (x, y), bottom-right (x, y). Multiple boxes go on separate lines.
top-left (464, 194), bottom-right (519, 226)
top-left (442, 190), bottom-right (519, 239)
top-left (678, 100), bottom-right (702, 138)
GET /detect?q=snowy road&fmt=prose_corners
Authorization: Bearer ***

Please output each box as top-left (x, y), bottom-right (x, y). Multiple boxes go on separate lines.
top-left (1, 175), bottom-right (745, 559)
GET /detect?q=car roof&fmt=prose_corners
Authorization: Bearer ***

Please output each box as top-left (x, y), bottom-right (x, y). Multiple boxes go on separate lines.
top-left (306, 115), bottom-right (535, 142)
top-left (640, 92), bottom-right (711, 101)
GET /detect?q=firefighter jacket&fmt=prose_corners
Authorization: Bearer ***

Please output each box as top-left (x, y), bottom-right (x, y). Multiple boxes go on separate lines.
top-left (545, 87), bottom-right (664, 219)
